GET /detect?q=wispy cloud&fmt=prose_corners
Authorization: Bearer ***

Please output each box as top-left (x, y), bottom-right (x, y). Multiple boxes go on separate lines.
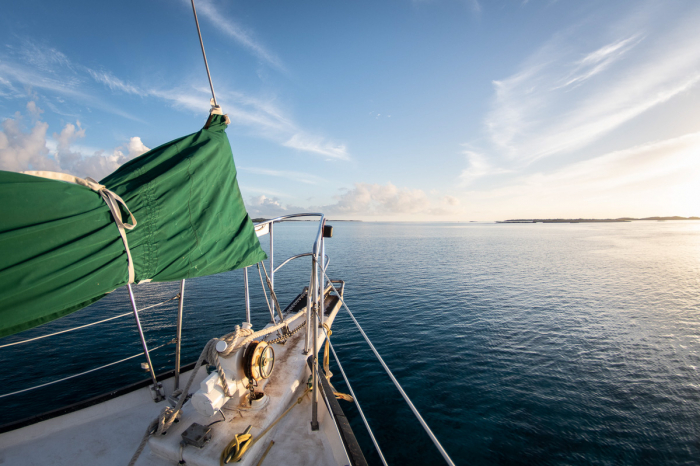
top-left (464, 131), bottom-right (700, 218)
top-left (554, 35), bottom-right (643, 90)
top-left (148, 86), bottom-right (348, 159)
top-left (283, 134), bottom-right (348, 160)
top-left (238, 185), bottom-right (288, 199)
top-left (460, 148), bottom-right (511, 185)
top-left (1, 40), bottom-right (348, 161)
top-left (485, 5), bottom-right (700, 163)
top-left (0, 42), bottom-right (144, 122)
top-left (468, 0), bottom-right (481, 14)
top-left (86, 69), bottom-right (144, 96)
top-left (193, 0), bottom-right (285, 71)
top-left (239, 166), bottom-right (324, 185)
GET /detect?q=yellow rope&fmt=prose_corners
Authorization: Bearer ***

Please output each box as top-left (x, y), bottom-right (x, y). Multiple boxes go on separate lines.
top-left (322, 324), bottom-right (354, 403)
top-left (221, 386), bottom-right (311, 464)
top-left (220, 427), bottom-right (253, 465)
top-left (255, 441), bottom-right (275, 466)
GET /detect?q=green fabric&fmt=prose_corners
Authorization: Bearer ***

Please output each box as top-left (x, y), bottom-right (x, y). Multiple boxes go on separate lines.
top-left (0, 115), bottom-right (266, 338)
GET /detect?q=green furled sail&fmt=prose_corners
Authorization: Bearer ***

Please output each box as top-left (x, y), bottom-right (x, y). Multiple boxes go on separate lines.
top-left (0, 114), bottom-right (267, 338)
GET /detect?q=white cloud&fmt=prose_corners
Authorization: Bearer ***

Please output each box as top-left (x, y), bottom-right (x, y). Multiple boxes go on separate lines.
top-left (0, 103), bottom-right (149, 179)
top-left (326, 182), bottom-right (430, 215)
top-left (443, 195), bottom-right (460, 206)
top-left (250, 195), bottom-right (282, 208)
top-left (320, 182), bottom-right (465, 217)
top-left (0, 116), bottom-right (56, 172)
top-left (242, 181), bottom-right (463, 219)
top-left (26, 101), bottom-right (44, 120)
top-left (245, 194), bottom-right (304, 218)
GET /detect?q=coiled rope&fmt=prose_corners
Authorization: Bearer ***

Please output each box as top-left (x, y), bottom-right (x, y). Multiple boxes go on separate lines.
top-left (220, 385), bottom-right (312, 465)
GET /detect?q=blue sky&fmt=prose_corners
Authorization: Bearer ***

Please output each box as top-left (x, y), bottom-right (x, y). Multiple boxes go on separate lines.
top-left (1, 0), bottom-right (700, 221)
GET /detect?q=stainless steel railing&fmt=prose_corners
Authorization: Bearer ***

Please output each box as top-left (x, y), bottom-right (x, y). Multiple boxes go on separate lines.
top-left (252, 213), bottom-right (328, 429)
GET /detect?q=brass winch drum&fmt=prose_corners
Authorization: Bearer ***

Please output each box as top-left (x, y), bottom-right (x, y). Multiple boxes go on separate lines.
top-left (242, 340), bottom-right (275, 381)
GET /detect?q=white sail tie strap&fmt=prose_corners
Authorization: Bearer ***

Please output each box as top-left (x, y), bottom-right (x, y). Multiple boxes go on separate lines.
top-left (22, 171), bottom-right (137, 284)
top-left (204, 98), bottom-right (230, 128)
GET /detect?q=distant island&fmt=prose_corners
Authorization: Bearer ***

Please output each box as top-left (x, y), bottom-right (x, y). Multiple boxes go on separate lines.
top-left (251, 218), bottom-right (362, 223)
top-left (498, 216), bottom-right (700, 224)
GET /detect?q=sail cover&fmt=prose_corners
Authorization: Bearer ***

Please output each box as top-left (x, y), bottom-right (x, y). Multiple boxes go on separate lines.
top-left (0, 114), bottom-right (267, 338)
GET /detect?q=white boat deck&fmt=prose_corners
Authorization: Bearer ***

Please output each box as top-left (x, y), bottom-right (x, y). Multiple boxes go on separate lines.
top-left (0, 305), bottom-right (353, 466)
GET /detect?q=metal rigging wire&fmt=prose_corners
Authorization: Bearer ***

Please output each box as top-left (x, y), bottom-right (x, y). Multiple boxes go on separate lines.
top-left (318, 322), bottom-right (389, 466)
top-left (321, 269), bottom-right (457, 466)
top-left (0, 294), bottom-right (179, 349)
top-left (0, 340), bottom-right (174, 399)
top-left (189, 0), bottom-right (218, 106)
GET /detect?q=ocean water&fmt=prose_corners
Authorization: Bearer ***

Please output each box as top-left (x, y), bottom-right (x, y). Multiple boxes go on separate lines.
top-left (1, 221), bottom-right (699, 465)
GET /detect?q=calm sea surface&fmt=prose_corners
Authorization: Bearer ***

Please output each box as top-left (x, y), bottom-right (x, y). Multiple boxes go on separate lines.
top-left (1, 221), bottom-right (700, 465)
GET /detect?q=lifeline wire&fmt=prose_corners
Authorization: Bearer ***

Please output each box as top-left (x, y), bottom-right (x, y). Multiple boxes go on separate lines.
top-left (321, 269), bottom-right (457, 466)
top-left (318, 321), bottom-right (388, 466)
top-left (0, 341), bottom-right (173, 399)
top-left (0, 295), bottom-right (179, 349)
top-left (190, 0), bottom-right (217, 106)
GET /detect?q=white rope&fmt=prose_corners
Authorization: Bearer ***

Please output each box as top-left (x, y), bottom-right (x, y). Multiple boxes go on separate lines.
top-left (0, 295), bottom-right (179, 349)
top-left (321, 269), bottom-right (456, 466)
top-left (260, 260), bottom-right (285, 324)
top-left (319, 325), bottom-right (388, 466)
top-left (257, 262), bottom-right (276, 324)
top-left (0, 342), bottom-right (171, 399)
top-left (22, 171), bottom-right (137, 284)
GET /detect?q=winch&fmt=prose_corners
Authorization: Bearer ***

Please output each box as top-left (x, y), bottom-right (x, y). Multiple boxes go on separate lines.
top-left (190, 333), bottom-right (276, 417)
top-left (243, 340), bottom-right (275, 381)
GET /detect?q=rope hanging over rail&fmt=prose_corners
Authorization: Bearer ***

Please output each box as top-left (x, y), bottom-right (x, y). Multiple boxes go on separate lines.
top-left (321, 323), bottom-right (353, 403)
